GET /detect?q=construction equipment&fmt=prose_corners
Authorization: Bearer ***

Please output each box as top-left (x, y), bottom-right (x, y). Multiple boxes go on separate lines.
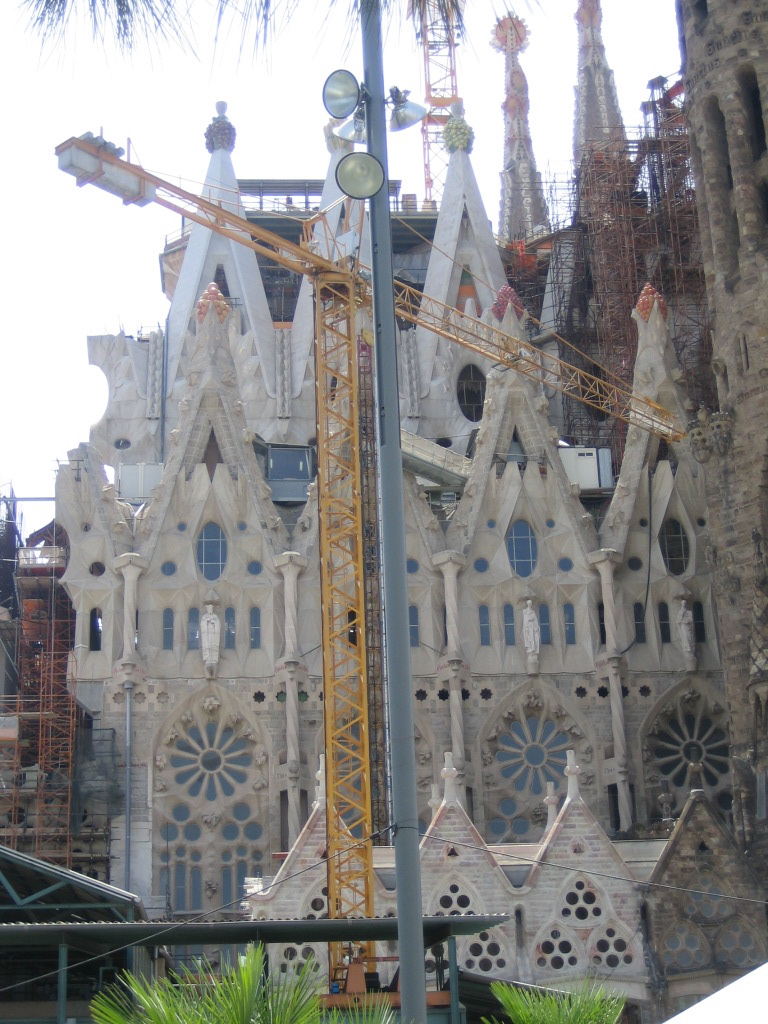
top-left (411, 0), bottom-right (465, 206)
top-left (54, 134), bottom-right (684, 978)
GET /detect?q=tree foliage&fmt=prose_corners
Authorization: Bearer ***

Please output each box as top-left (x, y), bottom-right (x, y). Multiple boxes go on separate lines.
top-left (90, 945), bottom-right (395, 1024)
top-left (485, 980), bottom-right (626, 1024)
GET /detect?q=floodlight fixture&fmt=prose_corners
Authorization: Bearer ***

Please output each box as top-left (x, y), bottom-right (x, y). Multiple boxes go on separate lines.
top-left (336, 106), bottom-right (367, 144)
top-left (388, 87), bottom-right (429, 132)
top-left (322, 69), bottom-right (361, 120)
top-left (335, 151), bottom-right (385, 200)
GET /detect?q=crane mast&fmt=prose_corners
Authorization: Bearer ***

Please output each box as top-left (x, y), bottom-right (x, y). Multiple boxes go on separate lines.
top-left (56, 134), bottom-right (685, 982)
top-left (412, 0), bottom-right (464, 205)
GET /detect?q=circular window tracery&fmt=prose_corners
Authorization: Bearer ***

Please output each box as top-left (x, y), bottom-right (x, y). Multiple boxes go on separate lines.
top-left (171, 722), bottom-right (250, 800)
top-left (590, 925), bottom-right (634, 969)
top-left (462, 931), bottom-right (507, 973)
top-left (714, 919), bottom-right (763, 968)
top-left (561, 878), bottom-right (603, 922)
top-left (653, 712), bottom-right (729, 790)
top-left (683, 874), bottom-right (732, 922)
top-left (662, 920), bottom-right (709, 972)
top-left (536, 926), bottom-right (580, 971)
top-left (496, 716), bottom-right (570, 797)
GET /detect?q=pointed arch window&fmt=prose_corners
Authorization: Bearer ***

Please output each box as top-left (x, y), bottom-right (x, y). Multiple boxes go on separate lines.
top-left (659, 518), bottom-right (690, 576)
top-left (692, 601), bottom-right (706, 643)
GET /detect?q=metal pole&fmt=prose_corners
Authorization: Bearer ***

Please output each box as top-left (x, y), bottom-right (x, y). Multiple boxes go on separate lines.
top-left (57, 943), bottom-right (68, 1024)
top-left (360, 1), bottom-right (428, 1021)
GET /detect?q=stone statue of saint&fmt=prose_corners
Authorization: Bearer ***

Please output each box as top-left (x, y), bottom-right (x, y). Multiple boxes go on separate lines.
top-left (200, 603), bottom-right (221, 678)
top-left (676, 599), bottom-right (695, 656)
top-left (522, 600), bottom-right (540, 654)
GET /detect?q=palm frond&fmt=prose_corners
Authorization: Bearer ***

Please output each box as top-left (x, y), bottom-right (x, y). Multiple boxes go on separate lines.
top-left (21, 0), bottom-right (185, 51)
top-left (485, 980), bottom-right (626, 1024)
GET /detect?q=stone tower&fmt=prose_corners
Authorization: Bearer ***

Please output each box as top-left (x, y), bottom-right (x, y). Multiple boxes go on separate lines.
top-left (676, 0), bottom-right (768, 868)
top-left (573, 0), bottom-right (625, 164)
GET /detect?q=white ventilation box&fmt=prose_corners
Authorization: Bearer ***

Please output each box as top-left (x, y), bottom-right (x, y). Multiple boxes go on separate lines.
top-left (118, 463), bottom-right (164, 501)
top-left (558, 447), bottom-right (613, 489)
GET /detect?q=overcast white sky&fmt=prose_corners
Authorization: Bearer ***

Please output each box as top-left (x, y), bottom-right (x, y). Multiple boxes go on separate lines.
top-left (0, 0), bottom-right (681, 537)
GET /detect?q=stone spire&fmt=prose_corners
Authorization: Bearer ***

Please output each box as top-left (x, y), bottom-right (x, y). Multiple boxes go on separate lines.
top-left (492, 14), bottom-right (549, 241)
top-left (572, 0), bottom-right (625, 165)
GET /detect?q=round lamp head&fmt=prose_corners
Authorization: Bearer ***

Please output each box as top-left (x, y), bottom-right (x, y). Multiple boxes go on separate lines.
top-left (390, 97), bottom-right (430, 132)
top-left (336, 152), bottom-right (385, 200)
top-left (323, 69), bottom-right (361, 120)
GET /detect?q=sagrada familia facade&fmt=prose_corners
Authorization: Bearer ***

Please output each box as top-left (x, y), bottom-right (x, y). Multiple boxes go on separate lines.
top-left (3, 1), bottom-right (768, 1021)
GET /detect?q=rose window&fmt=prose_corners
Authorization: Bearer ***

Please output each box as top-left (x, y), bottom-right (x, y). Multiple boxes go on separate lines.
top-left (713, 919), bottom-right (764, 969)
top-left (560, 878), bottom-right (603, 922)
top-left (304, 887), bottom-right (328, 920)
top-left (682, 874), bottom-right (732, 922)
top-left (496, 716), bottom-right (569, 796)
top-left (590, 925), bottom-right (634, 969)
top-left (278, 945), bottom-right (322, 975)
top-left (662, 921), bottom-right (709, 972)
top-left (653, 712), bottom-right (729, 790)
top-left (171, 722), bottom-right (250, 800)
top-left (434, 881), bottom-right (474, 916)
top-left (536, 926), bottom-right (580, 971)
top-left (463, 931), bottom-right (508, 973)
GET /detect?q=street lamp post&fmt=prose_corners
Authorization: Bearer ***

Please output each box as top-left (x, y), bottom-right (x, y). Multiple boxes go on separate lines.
top-left (361, 2), bottom-right (428, 1022)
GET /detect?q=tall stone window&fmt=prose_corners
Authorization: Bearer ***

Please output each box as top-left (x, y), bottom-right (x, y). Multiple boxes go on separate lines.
top-left (456, 364), bottom-right (486, 422)
top-left (659, 518), bottom-right (690, 575)
top-left (408, 605), bottom-right (420, 648)
top-left (224, 607), bottom-right (236, 649)
top-left (503, 603), bottom-right (515, 646)
top-left (479, 605), bottom-right (491, 646)
top-left (197, 521), bottom-right (227, 580)
top-left (633, 603), bottom-right (646, 644)
top-left (539, 604), bottom-right (551, 645)
top-left (162, 608), bottom-right (174, 651)
top-left (249, 607), bottom-right (261, 649)
top-left (89, 608), bottom-right (102, 652)
top-left (506, 520), bottom-right (537, 577)
top-left (563, 603), bottom-right (576, 645)
top-left (188, 608), bottom-right (200, 650)
top-left (658, 601), bottom-right (671, 643)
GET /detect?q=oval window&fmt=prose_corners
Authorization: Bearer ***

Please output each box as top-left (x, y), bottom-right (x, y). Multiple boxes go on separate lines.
top-left (197, 522), bottom-right (227, 580)
top-left (507, 520), bottom-right (537, 577)
top-left (659, 518), bottom-right (690, 576)
top-left (457, 365), bottom-right (486, 422)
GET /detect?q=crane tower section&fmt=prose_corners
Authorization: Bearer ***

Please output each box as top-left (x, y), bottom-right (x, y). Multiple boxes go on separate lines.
top-left (413, 0), bottom-right (464, 206)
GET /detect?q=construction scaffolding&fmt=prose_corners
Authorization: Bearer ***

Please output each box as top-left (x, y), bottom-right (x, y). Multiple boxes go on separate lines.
top-left (0, 510), bottom-right (116, 879)
top-left (501, 78), bottom-right (712, 466)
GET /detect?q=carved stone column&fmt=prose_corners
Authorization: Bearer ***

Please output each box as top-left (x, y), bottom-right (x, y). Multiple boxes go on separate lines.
top-left (589, 548), bottom-right (633, 832)
top-left (433, 551), bottom-right (466, 658)
top-left (113, 553), bottom-right (148, 662)
top-left (275, 552), bottom-right (308, 662)
top-left (275, 552), bottom-right (308, 846)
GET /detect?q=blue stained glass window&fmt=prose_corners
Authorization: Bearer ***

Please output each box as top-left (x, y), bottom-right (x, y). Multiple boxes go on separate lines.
top-left (406, 558), bottom-right (419, 573)
top-left (507, 520), bottom-right (537, 577)
top-left (187, 608), bottom-right (199, 650)
top-left (539, 604), bottom-right (551, 644)
top-left (161, 561), bottom-right (177, 576)
top-left (503, 603), bottom-right (515, 645)
top-left (408, 605), bottom-right (420, 648)
top-left (564, 603), bottom-right (576, 645)
top-left (162, 608), bottom-right (174, 650)
top-left (659, 602), bottom-right (671, 643)
top-left (224, 607), bottom-right (236, 649)
top-left (634, 602), bottom-right (647, 644)
top-left (249, 607), bottom-right (261, 649)
top-left (479, 605), bottom-right (491, 646)
top-left (558, 557), bottom-right (573, 572)
top-left (474, 557), bottom-right (489, 573)
top-left (247, 560), bottom-right (262, 576)
top-left (197, 522), bottom-right (227, 580)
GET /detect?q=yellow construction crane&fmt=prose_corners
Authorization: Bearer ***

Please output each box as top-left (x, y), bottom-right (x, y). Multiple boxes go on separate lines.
top-left (55, 134), bottom-right (684, 980)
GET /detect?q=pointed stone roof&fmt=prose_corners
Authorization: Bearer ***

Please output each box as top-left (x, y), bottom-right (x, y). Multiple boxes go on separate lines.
top-left (573, 0), bottom-right (625, 165)
top-left (415, 149), bottom-right (507, 395)
top-left (166, 103), bottom-right (276, 395)
top-left (492, 15), bottom-right (549, 240)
